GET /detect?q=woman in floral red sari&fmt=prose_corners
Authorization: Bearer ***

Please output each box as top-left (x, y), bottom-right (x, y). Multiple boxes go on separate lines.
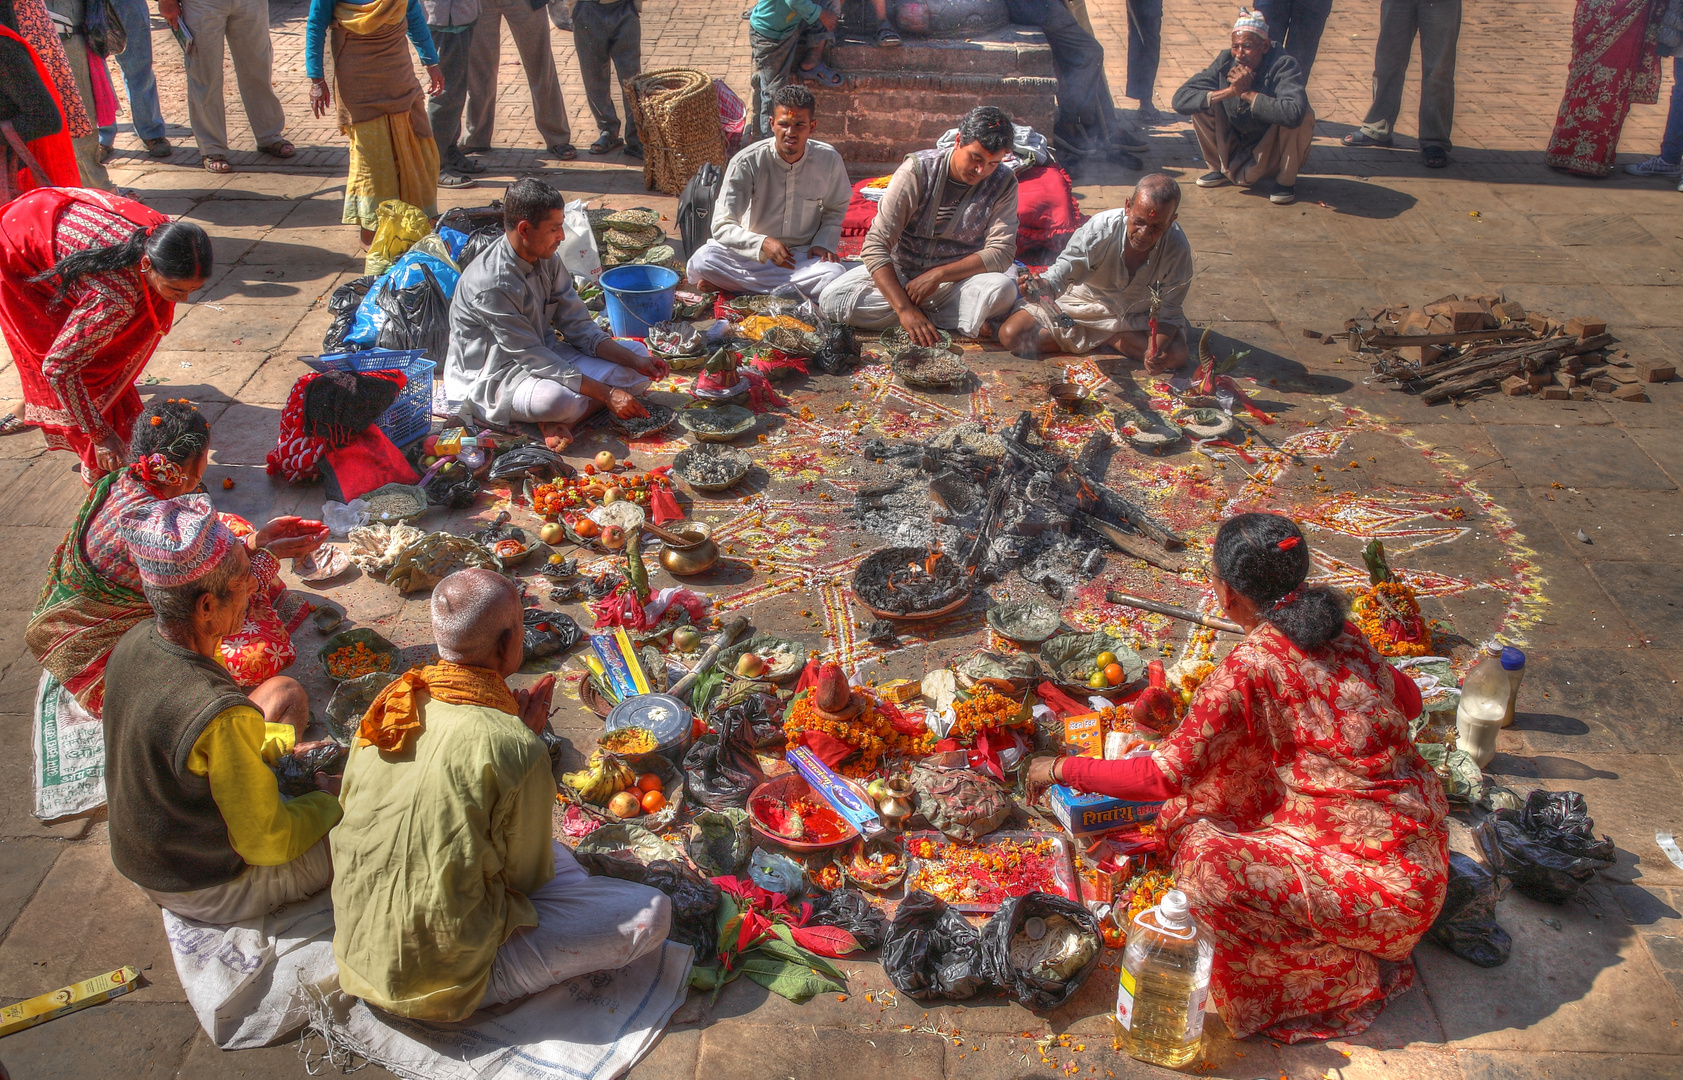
top-left (0, 187), bottom-right (211, 480)
top-left (1030, 513), bottom-right (1448, 1043)
top-left (1545, 0), bottom-right (1664, 176)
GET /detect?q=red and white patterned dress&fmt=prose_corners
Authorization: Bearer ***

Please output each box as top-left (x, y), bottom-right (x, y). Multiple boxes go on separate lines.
top-left (1153, 622), bottom-right (1448, 1042)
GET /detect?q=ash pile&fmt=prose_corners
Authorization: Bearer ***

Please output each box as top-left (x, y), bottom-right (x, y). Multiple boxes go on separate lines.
top-left (850, 413), bottom-right (1186, 598)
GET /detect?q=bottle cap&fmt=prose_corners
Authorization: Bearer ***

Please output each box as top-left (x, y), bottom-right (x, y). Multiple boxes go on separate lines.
top-left (1500, 646), bottom-right (1525, 671)
top-left (1484, 641), bottom-right (1503, 656)
top-left (1158, 889), bottom-right (1190, 927)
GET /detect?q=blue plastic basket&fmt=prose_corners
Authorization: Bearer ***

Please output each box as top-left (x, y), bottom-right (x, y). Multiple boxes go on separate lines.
top-left (304, 349), bottom-right (435, 449)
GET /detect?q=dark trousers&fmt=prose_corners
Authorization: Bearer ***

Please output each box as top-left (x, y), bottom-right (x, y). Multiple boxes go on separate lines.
top-left (573, 0), bottom-right (642, 150)
top-left (1124, 0), bottom-right (1161, 102)
top-left (1253, 0), bottom-right (1334, 83)
top-left (1006, 0), bottom-right (1108, 137)
top-left (427, 22), bottom-right (477, 159)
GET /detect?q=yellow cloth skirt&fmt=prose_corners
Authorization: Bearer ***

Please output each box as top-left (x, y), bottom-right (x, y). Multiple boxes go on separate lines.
top-left (343, 114), bottom-right (440, 229)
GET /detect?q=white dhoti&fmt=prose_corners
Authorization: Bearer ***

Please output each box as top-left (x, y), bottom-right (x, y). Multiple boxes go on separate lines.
top-left (508, 343), bottom-right (653, 427)
top-left (480, 841), bottom-right (673, 1007)
top-left (819, 263), bottom-right (1019, 338)
top-left (685, 240), bottom-right (853, 299)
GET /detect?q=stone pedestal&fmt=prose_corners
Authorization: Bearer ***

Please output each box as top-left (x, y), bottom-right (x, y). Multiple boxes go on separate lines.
top-left (807, 24), bottom-right (1057, 171)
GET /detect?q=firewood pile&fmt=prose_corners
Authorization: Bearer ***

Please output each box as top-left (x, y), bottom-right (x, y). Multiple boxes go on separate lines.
top-left (1351, 294), bottom-right (1674, 404)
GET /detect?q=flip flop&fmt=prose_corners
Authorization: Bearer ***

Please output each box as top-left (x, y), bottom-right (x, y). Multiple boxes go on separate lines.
top-left (203, 155), bottom-right (233, 173)
top-left (259, 140), bottom-right (297, 158)
top-left (798, 61), bottom-right (843, 88)
top-left (1341, 131), bottom-right (1393, 148)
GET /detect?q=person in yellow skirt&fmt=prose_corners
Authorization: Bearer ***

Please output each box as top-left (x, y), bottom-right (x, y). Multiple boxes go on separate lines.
top-left (305, 0), bottom-right (445, 242)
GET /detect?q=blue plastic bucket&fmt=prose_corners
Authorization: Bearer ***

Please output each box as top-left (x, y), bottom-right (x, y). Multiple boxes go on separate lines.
top-left (599, 264), bottom-right (680, 338)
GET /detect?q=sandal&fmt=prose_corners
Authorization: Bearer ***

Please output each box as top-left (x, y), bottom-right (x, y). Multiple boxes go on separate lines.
top-left (876, 19), bottom-right (901, 46)
top-left (203, 155), bottom-right (233, 173)
top-left (1422, 145), bottom-right (1450, 169)
top-left (798, 61), bottom-right (844, 88)
top-left (547, 143), bottom-right (579, 161)
top-left (145, 137), bottom-right (173, 158)
top-left (0, 413), bottom-right (31, 436)
top-left (1341, 131), bottom-right (1393, 148)
top-left (590, 133), bottom-right (624, 155)
top-left (259, 139), bottom-right (296, 158)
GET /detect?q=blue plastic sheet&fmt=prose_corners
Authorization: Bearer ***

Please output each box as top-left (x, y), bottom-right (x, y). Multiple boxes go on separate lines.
top-left (344, 251), bottom-right (461, 348)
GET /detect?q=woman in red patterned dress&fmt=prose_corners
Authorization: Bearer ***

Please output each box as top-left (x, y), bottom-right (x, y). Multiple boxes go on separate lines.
top-left (0, 187), bottom-right (211, 480)
top-left (1030, 512), bottom-right (1449, 1043)
top-left (1545, 0), bottom-right (1664, 176)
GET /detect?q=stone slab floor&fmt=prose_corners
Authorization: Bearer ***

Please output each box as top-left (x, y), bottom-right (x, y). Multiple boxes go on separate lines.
top-left (1, 1), bottom-right (1681, 1078)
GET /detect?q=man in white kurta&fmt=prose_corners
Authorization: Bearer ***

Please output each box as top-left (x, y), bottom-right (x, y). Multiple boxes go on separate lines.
top-left (685, 84), bottom-right (853, 299)
top-left (444, 178), bottom-right (667, 447)
top-left (999, 173), bottom-right (1194, 373)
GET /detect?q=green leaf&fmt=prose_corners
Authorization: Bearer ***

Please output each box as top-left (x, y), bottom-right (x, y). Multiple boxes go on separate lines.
top-left (763, 927), bottom-right (846, 982)
top-left (736, 950), bottom-right (847, 1003)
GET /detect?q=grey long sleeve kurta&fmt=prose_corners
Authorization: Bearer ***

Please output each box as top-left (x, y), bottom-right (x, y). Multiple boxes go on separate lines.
top-left (443, 234), bottom-right (611, 427)
top-left (858, 153), bottom-right (1019, 277)
top-left (1039, 208), bottom-right (1194, 330)
top-left (711, 137), bottom-right (853, 258)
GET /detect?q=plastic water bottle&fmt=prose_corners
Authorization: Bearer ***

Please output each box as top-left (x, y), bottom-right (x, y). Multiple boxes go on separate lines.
top-left (1456, 651), bottom-right (1509, 768)
top-left (1116, 889), bottom-right (1214, 1068)
top-left (1498, 646), bottom-right (1525, 728)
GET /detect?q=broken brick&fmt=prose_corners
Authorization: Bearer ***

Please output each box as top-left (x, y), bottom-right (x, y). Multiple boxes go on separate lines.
top-left (1635, 361), bottom-right (1676, 383)
top-left (1423, 295), bottom-right (1460, 314)
top-left (1526, 371), bottom-right (1554, 391)
top-left (1493, 300), bottom-right (1527, 323)
top-left (1502, 376), bottom-right (1531, 396)
top-left (1555, 371), bottom-right (1580, 389)
top-left (1612, 383), bottom-right (1648, 402)
top-left (1607, 369), bottom-right (1639, 385)
top-left (1568, 387), bottom-right (1590, 401)
top-left (1540, 386), bottom-right (1569, 400)
top-left (1527, 312), bottom-right (1551, 334)
top-left (1592, 376), bottom-right (1616, 393)
top-left (1400, 310), bottom-right (1434, 335)
top-left (1413, 344), bottom-right (1445, 365)
top-left (1443, 301), bottom-right (1494, 332)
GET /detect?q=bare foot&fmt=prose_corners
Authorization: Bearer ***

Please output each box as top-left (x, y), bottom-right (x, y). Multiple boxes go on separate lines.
top-left (539, 422), bottom-right (574, 452)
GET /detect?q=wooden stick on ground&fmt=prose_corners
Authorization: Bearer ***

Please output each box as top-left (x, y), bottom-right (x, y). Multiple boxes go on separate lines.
top-left (1105, 591), bottom-right (1243, 633)
top-left (668, 615), bottom-right (749, 698)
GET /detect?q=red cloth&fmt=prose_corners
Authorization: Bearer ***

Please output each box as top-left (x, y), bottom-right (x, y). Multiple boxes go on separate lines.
top-left (266, 369), bottom-right (408, 484)
top-left (1544, 0), bottom-right (1661, 176)
top-left (0, 27), bottom-right (79, 192)
top-left (1058, 753), bottom-right (1176, 801)
top-left (1150, 622), bottom-right (1449, 1043)
top-left (85, 43), bottom-right (117, 128)
top-left (0, 189), bottom-right (171, 471)
top-left (320, 425), bottom-right (419, 501)
top-left (1035, 680), bottom-right (1088, 718)
top-left (837, 165), bottom-right (1085, 259)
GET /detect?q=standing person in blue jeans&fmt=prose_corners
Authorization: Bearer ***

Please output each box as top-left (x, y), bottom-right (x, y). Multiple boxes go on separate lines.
top-left (1253, 0), bottom-right (1334, 85)
top-left (96, 0), bottom-right (170, 160)
top-left (1624, 8), bottom-right (1683, 187)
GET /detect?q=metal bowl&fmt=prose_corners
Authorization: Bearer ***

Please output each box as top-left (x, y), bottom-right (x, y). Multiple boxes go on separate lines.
top-left (747, 773), bottom-right (860, 853)
top-left (985, 600), bottom-right (1063, 644)
top-left (679, 403), bottom-right (757, 443)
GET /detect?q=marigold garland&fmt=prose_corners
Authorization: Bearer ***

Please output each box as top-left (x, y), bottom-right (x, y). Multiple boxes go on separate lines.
top-left (782, 689), bottom-right (934, 776)
top-left (1351, 580), bottom-right (1432, 657)
top-left (950, 688), bottom-right (1025, 743)
top-left (906, 835), bottom-right (1063, 907)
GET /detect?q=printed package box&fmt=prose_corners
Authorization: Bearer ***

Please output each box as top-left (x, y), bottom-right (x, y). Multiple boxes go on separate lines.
top-left (0, 966), bottom-right (140, 1037)
top-left (1062, 712), bottom-right (1105, 757)
top-left (1047, 784), bottom-right (1162, 839)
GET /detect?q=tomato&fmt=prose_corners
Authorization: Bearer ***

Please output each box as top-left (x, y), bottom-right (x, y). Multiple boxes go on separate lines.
top-left (640, 790), bottom-right (666, 814)
top-left (636, 773), bottom-right (663, 794)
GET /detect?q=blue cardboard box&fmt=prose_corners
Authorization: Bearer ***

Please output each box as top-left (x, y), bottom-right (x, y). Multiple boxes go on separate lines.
top-left (1047, 784), bottom-right (1162, 838)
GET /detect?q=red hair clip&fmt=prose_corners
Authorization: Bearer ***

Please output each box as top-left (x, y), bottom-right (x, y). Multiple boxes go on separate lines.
top-left (1277, 536), bottom-right (1301, 551)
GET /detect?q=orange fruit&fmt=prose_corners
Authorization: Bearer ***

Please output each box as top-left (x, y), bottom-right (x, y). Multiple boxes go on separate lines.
top-left (640, 790), bottom-right (667, 814)
top-left (636, 773), bottom-right (663, 794)
top-left (1104, 662), bottom-right (1125, 686)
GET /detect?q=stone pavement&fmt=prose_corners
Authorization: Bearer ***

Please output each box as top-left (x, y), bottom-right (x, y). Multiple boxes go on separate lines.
top-left (2, 2), bottom-right (1682, 1079)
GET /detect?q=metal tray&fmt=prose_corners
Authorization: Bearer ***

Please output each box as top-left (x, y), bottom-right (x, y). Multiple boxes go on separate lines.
top-left (903, 828), bottom-right (1079, 914)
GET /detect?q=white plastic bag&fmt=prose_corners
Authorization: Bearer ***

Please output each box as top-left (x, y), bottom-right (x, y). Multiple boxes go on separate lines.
top-left (560, 198), bottom-right (601, 278)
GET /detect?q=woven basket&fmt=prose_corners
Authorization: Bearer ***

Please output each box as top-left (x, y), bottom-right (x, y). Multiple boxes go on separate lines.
top-left (629, 68), bottom-right (727, 196)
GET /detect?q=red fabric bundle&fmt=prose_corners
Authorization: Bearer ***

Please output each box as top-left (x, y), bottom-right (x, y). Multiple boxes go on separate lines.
top-left (320, 425), bottom-right (419, 502)
top-left (837, 165), bottom-right (1085, 260)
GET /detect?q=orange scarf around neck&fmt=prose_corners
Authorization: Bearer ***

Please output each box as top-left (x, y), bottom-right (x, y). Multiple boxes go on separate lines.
top-left (358, 660), bottom-right (519, 753)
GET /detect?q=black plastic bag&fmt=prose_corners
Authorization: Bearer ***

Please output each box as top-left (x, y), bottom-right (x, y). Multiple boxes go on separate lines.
top-left (713, 694), bottom-right (786, 751)
top-left (373, 265), bottom-right (451, 363)
top-left (808, 888), bottom-right (887, 952)
top-left (810, 323), bottom-right (860, 375)
top-left (682, 731), bottom-right (760, 812)
top-left (437, 203), bottom-right (504, 237)
top-left (455, 224), bottom-right (505, 271)
top-left (487, 444), bottom-right (573, 482)
top-left (1429, 852), bottom-right (1512, 967)
top-left (1473, 789), bottom-right (1616, 904)
top-left (271, 743), bottom-right (349, 799)
top-left (881, 890), bottom-right (988, 1001)
top-left (523, 608), bottom-right (582, 661)
top-left (979, 892), bottom-right (1103, 1011)
top-left (323, 276), bottom-right (376, 352)
top-left (574, 853), bottom-right (720, 955)
top-left (424, 460), bottom-right (480, 508)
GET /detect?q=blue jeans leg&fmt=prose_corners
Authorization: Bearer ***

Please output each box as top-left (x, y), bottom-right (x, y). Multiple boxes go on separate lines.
top-left (107, 0), bottom-right (168, 142)
top-left (1661, 56), bottom-right (1683, 165)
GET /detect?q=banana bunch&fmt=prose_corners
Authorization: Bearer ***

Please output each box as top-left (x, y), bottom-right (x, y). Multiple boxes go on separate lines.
top-left (563, 750), bottom-right (636, 805)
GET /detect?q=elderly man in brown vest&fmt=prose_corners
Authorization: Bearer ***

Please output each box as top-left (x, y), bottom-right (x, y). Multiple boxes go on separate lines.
top-left (820, 105), bottom-right (1021, 347)
top-left (103, 498), bottom-right (339, 923)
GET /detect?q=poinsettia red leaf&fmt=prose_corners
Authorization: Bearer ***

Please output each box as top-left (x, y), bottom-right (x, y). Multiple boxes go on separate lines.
top-left (789, 924), bottom-right (864, 958)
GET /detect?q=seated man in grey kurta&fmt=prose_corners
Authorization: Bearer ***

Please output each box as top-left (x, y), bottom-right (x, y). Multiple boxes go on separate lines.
top-left (998, 174), bottom-right (1193, 374)
top-left (685, 85), bottom-right (854, 299)
top-left (443, 178), bottom-right (668, 448)
top-left (819, 105), bottom-right (1020, 347)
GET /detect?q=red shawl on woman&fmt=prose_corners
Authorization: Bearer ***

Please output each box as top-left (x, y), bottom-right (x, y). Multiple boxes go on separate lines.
top-left (1545, 0), bottom-right (1664, 175)
top-left (0, 25), bottom-right (78, 191)
top-left (0, 188), bottom-right (173, 472)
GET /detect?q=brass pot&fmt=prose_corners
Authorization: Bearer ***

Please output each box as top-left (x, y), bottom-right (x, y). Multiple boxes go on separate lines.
top-left (657, 522), bottom-right (719, 576)
top-left (878, 777), bottom-right (916, 831)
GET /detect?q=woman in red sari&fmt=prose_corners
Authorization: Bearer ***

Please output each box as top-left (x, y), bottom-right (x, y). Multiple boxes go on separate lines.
top-left (0, 187), bottom-right (211, 480)
top-left (1545, 0), bottom-right (1664, 176)
top-left (1030, 513), bottom-right (1448, 1043)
